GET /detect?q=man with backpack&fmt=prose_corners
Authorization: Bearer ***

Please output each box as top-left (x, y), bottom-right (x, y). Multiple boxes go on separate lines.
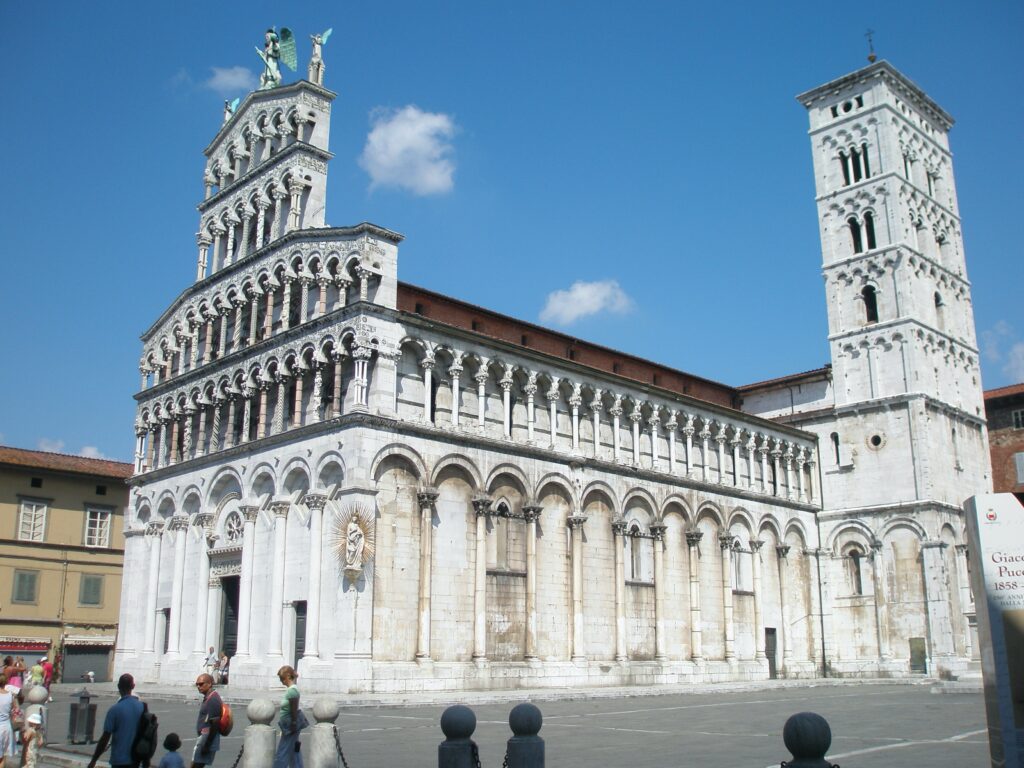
top-left (88, 673), bottom-right (147, 768)
top-left (192, 674), bottom-right (223, 768)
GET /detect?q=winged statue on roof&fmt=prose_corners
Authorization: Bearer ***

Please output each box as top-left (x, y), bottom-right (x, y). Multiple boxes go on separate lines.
top-left (256, 26), bottom-right (296, 90)
top-left (308, 28), bottom-right (332, 85)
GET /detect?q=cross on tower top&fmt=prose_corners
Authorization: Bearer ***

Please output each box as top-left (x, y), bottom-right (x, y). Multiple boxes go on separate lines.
top-left (865, 29), bottom-right (876, 63)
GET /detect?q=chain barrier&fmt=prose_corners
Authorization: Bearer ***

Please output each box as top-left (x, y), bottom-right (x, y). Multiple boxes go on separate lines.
top-left (332, 724), bottom-right (352, 768)
top-left (470, 741), bottom-right (482, 768)
top-left (227, 743), bottom-right (245, 768)
top-left (501, 750), bottom-right (509, 768)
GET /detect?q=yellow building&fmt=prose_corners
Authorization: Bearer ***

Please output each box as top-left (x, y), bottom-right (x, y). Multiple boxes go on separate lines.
top-left (0, 446), bottom-right (132, 682)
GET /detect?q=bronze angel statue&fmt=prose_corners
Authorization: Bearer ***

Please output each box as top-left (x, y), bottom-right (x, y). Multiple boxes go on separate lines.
top-left (256, 27), bottom-right (296, 90)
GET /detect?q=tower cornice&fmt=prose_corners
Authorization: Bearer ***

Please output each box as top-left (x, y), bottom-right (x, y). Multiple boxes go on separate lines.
top-left (796, 60), bottom-right (953, 131)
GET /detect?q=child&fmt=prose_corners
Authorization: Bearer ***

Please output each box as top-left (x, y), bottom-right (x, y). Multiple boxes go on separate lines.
top-left (158, 733), bottom-right (184, 768)
top-left (20, 713), bottom-right (42, 768)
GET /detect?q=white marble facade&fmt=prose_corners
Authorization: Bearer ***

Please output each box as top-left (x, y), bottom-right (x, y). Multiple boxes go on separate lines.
top-left (115, 60), bottom-right (988, 692)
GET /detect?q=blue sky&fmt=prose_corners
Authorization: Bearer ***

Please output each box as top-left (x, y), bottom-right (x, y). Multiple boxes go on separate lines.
top-left (1, 1), bottom-right (1021, 462)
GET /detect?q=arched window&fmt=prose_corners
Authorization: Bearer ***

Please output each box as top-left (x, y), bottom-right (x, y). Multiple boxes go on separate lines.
top-left (934, 292), bottom-right (945, 331)
top-left (850, 146), bottom-right (863, 182)
top-left (838, 151), bottom-right (851, 186)
top-left (861, 285), bottom-right (879, 323)
top-left (629, 525), bottom-right (642, 581)
top-left (848, 217), bottom-right (863, 254)
top-left (844, 545), bottom-right (865, 595)
top-left (830, 432), bottom-right (841, 465)
top-left (863, 211), bottom-right (877, 250)
top-left (861, 143), bottom-right (871, 178)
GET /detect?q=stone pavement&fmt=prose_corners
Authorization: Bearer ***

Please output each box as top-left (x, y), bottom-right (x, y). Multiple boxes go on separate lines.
top-left (39, 679), bottom-right (987, 768)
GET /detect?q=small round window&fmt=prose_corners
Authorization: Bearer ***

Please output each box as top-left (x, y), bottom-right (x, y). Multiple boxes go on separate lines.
top-left (842, 101), bottom-right (853, 113)
top-left (868, 434), bottom-right (885, 450)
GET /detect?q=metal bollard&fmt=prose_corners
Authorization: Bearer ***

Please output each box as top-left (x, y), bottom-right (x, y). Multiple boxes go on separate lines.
top-left (781, 712), bottom-right (837, 768)
top-left (438, 704), bottom-right (478, 768)
top-left (67, 687), bottom-right (97, 744)
top-left (242, 699), bottom-right (277, 768)
top-left (307, 699), bottom-right (340, 768)
top-left (505, 703), bottom-right (543, 768)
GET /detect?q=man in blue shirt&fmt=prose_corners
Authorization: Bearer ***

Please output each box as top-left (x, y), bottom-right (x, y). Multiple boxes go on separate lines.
top-left (89, 673), bottom-right (146, 768)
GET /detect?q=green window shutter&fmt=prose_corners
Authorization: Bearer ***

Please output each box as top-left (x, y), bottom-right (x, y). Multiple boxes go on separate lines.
top-left (80, 575), bottom-right (103, 606)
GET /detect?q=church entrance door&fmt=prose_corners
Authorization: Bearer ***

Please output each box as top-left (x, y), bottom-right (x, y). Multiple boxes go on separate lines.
top-left (293, 601), bottom-right (307, 669)
top-left (221, 576), bottom-right (240, 660)
top-left (765, 628), bottom-right (777, 679)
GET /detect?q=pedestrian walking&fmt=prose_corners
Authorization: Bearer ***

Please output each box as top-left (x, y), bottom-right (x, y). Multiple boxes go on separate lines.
top-left (39, 660), bottom-right (52, 692)
top-left (272, 666), bottom-right (306, 768)
top-left (87, 673), bottom-right (145, 768)
top-left (191, 675), bottom-right (222, 768)
top-left (158, 734), bottom-right (184, 768)
top-left (216, 655), bottom-right (228, 686)
top-left (19, 713), bottom-right (42, 768)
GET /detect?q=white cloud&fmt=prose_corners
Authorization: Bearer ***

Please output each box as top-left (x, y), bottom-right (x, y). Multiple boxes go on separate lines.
top-left (539, 279), bottom-right (634, 325)
top-left (980, 320), bottom-right (1013, 363)
top-left (1004, 342), bottom-right (1024, 382)
top-left (204, 66), bottom-right (257, 96)
top-left (359, 106), bottom-right (456, 195)
top-left (37, 438), bottom-right (66, 453)
top-left (79, 446), bottom-right (109, 460)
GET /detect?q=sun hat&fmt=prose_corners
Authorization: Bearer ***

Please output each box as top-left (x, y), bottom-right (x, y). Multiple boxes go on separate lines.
top-left (27, 713), bottom-right (42, 725)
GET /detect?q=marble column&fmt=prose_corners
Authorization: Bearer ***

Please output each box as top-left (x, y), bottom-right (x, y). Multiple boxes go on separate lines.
top-left (547, 387), bottom-right (559, 448)
top-left (143, 522), bottom-right (164, 653)
top-left (629, 407), bottom-right (641, 465)
top-left (612, 519), bottom-right (627, 662)
top-left (777, 545), bottom-right (792, 669)
top-left (475, 370), bottom-right (488, 430)
top-left (649, 414), bottom-right (661, 470)
top-left (683, 418), bottom-right (695, 477)
top-left (235, 505), bottom-right (259, 656)
top-left (472, 495), bottom-right (492, 662)
top-left (590, 391), bottom-right (602, 458)
top-left (303, 493), bottom-right (327, 660)
top-left (666, 414), bottom-right (678, 473)
top-left (715, 424), bottom-right (727, 484)
top-left (525, 382), bottom-right (537, 442)
top-left (570, 391), bottom-right (582, 451)
top-left (651, 523), bottom-right (668, 661)
top-left (568, 514), bottom-right (588, 661)
top-left (332, 353), bottom-right (346, 418)
top-left (263, 284), bottom-right (275, 338)
top-left (449, 364), bottom-right (462, 428)
top-left (192, 515), bottom-right (213, 653)
top-left (267, 501), bottom-right (290, 657)
top-left (730, 432), bottom-right (741, 486)
top-left (751, 540), bottom-right (766, 660)
top-left (700, 425), bottom-right (711, 482)
top-left (166, 515), bottom-right (189, 655)
top-left (610, 399), bottom-right (623, 462)
top-left (759, 442), bottom-right (770, 494)
top-left (501, 377), bottom-right (513, 438)
top-left (416, 488), bottom-right (439, 661)
top-left (870, 540), bottom-right (892, 660)
top-left (686, 530), bottom-right (703, 662)
top-left (954, 543), bottom-right (974, 658)
top-left (720, 533), bottom-right (736, 662)
top-left (523, 503), bottom-right (543, 660)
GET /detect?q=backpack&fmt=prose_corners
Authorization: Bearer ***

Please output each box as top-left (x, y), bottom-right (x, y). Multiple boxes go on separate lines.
top-left (218, 700), bottom-right (234, 736)
top-left (131, 702), bottom-right (159, 765)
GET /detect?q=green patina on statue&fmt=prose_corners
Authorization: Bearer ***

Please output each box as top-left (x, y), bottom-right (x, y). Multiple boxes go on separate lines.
top-left (256, 27), bottom-right (297, 90)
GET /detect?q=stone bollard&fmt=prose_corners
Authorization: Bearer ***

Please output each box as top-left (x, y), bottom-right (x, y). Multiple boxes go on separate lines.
top-left (781, 712), bottom-right (837, 768)
top-left (505, 703), bottom-right (544, 768)
top-left (438, 704), bottom-right (478, 768)
top-left (23, 684), bottom-right (49, 729)
top-left (243, 699), bottom-right (277, 768)
top-left (308, 699), bottom-right (340, 768)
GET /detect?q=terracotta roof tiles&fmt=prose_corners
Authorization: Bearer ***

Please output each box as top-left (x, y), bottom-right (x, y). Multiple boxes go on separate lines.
top-left (0, 446), bottom-right (133, 480)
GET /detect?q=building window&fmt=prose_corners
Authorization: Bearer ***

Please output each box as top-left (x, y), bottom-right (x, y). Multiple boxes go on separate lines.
top-left (1015, 452), bottom-right (1024, 484)
top-left (861, 285), bottom-right (879, 324)
top-left (96, 485), bottom-right (107, 496)
top-left (863, 211), bottom-right (877, 249)
top-left (79, 574), bottom-right (104, 606)
top-left (30, 477), bottom-right (42, 488)
top-left (848, 216), bottom-right (863, 254)
top-left (843, 546), bottom-right (865, 595)
top-left (12, 570), bottom-right (39, 604)
top-left (84, 508), bottom-right (112, 548)
top-left (830, 432), bottom-right (841, 465)
top-left (18, 500), bottom-right (47, 542)
top-left (224, 511), bottom-right (244, 543)
top-left (1011, 409), bottom-right (1024, 430)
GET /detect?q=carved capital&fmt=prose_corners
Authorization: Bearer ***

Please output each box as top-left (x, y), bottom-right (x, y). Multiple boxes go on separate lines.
top-left (145, 521), bottom-right (165, 537)
top-left (521, 504), bottom-right (543, 523)
top-left (417, 487), bottom-right (440, 508)
top-left (167, 515), bottom-right (189, 532)
top-left (238, 504), bottom-right (259, 523)
top-left (776, 544), bottom-right (791, 558)
top-left (685, 530), bottom-right (704, 547)
top-left (566, 514), bottom-right (588, 530)
top-left (269, 501), bottom-right (291, 519)
top-left (611, 519), bottom-right (628, 536)
top-left (304, 493), bottom-right (328, 512)
top-left (750, 539), bottom-right (764, 553)
top-left (471, 494), bottom-right (493, 516)
top-left (718, 532), bottom-right (737, 550)
top-left (649, 522), bottom-right (667, 541)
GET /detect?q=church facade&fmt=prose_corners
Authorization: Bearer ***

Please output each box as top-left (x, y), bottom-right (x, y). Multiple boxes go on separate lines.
top-left (114, 51), bottom-right (990, 692)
